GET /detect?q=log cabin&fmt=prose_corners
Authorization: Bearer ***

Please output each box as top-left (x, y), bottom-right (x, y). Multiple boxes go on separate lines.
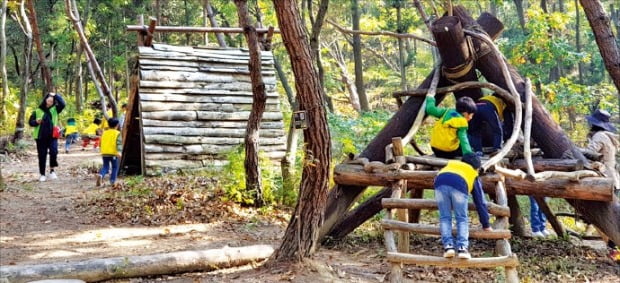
top-left (121, 44), bottom-right (286, 175)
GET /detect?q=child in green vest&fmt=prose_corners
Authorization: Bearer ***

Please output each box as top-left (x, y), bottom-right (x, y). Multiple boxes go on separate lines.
top-left (28, 92), bottom-right (66, 182)
top-left (425, 96), bottom-right (478, 159)
top-left (96, 118), bottom-right (122, 186)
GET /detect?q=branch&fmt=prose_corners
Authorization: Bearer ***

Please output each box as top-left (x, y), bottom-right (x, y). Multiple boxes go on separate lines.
top-left (326, 19), bottom-right (436, 46)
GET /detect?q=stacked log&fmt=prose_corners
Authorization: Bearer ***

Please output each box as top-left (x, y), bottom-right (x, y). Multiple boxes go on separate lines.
top-left (133, 44), bottom-right (286, 175)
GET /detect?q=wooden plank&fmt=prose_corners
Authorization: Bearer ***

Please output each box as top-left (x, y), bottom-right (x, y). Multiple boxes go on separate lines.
top-left (142, 127), bottom-right (285, 138)
top-left (139, 89), bottom-right (279, 97)
top-left (141, 111), bottom-right (283, 121)
top-left (386, 252), bottom-right (519, 268)
top-left (139, 93), bottom-right (280, 104)
top-left (381, 220), bottom-right (512, 239)
top-left (139, 80), bottom-right (278, 91)
top-left (144, 135), bottom-right (285, 146)
top-left (381, 198), bottom-right (510, 217)
top-left (145, 151), bottom-right (285, 161)
top-left (138, 58), bottom-right (276, 71)
top-left (140, 119), bottom-right (284, 129)
top-left (139, 70), bottom-right (277, 84)
top-left (140, 101), bottom-right (281, 112)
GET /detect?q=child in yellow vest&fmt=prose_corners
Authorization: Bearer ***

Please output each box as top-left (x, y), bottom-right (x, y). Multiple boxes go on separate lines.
top-left (81, 118), bottom-right (102, 150)
top-left (434, 154), bottom-right (492, 259)
top-left (96, 118), bottom-right (122, 186)
top-left (64, 118), bottom-right (79, 153)
top-left (425, 96), bottom-right (478, 159)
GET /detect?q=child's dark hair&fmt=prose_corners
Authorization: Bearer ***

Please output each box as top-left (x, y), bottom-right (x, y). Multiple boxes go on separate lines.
top-left (108, 118), bottom-right (120, 128)
top-left (456, 96), bottom-right (477, 114)
top-left (93, 117), bottom-right (102, 125)
top-left (462, 153), bottom-right (481, 169)
top-left (67, 118), bottom-right (75, 123)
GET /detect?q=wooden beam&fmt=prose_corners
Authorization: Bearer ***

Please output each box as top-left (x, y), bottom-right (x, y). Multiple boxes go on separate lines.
top-left (381, 220), bottom-right (512, 239)
top-left (126, 25), bottom-right (280, 34)
top-left (387, 252), bottom-right (519, 268)
top-left (143, 17), bottom-right (157, 47)
top-left (381, 198), bottom-right (510, 217)
top-left (508, 158), bottom-right (584, 172)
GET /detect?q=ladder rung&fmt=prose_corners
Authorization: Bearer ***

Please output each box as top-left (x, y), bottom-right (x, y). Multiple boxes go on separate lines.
top-left (382, 198), bottom-right (510, 217)
top-left (381, 220), bottom-right (512, 239)
top-left (386, 252), bottom-right (519, 268)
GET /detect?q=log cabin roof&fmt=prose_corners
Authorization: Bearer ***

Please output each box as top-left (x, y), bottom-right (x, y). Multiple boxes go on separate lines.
top-left (122, 44), bottom-right (286, 175)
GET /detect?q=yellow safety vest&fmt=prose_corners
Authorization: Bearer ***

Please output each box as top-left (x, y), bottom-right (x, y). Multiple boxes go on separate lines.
top-left (83, 123), bottom-right (99, 136)
top-left (100, 129), bottom-right (121, 155)
top-left (430, 111), bottom-right (468, 152)
top-left (65, 125), bottom-right (78, 135)
top-left (480, 96), bottom-right (506, 121)
top-left (438, 160), bottom-right (479, 192)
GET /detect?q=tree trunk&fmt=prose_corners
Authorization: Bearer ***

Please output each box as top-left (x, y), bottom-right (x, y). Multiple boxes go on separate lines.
top-left (13, 0), bottom-right (33, 142)
top-left (65, 0), bottom-right (118, 117)
top-left (26, 0), bottom-right (53, 93)
top-left (0, 245), bottom-right (274, 283)
top-left (274, 54), bottom-right (299, 194)
top-left (579, 0), bottom-right (620, 121)
top-left (272, 0), bottom-right (331, 261)
top-left (308, 0), bottom-right (332, 112)
top-left (396, 4), bottom-right (407, 91)
top-left (507, 195), bottom-right (527, 237)
top-left (204, 0), bottom-right (227, 47)
top-left (1, 0), bottom-right (8, 124)
top-left (234, 0), bottom-right (266, 207)
top-left (351, 0), bottom-right (369, 111)
top-left (576, 0), bottom-right (584, 84)
top-left (513, 0), bottom-right (526, 32)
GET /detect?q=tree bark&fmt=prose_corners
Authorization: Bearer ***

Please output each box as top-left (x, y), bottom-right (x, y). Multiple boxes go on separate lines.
top-left (0, 245), bottom-right (274, 283)
top-left (26, 0), bottom-right (53, 93)
top-left (308, 0), bottom-right (332, 112)
top-left (513, 0), bottom-right (526, 32)
top-left (65, 0), bottom-right (117, 117)
top-left (1, 0), bottom-right (8, 124)
top-left (234, 0), bottom-right (266, 207)
top-left (579, 0), bottom-right (620, 120)
top-left (272, 0), bottom-right (331, 262)
top-left (13, 0), bottom-right (33, 142)
top-left (204, 0), bottom-right (227, 47)
top-left (351, 0), bottom-right (369, 111)
top-left (576, 0), bottom-right (584, 84)
top-left (396, 3), bottom-right (407, 91)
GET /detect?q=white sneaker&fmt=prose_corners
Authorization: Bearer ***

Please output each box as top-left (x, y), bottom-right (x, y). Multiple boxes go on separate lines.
top-left (532, 231), bottom-right (545, 238)
top-left (49, 172), bottom-right (58, 180)
top-left (39, 175), bottom-right (47, 182)
top-left (541, 229), bottom-right (551, 237)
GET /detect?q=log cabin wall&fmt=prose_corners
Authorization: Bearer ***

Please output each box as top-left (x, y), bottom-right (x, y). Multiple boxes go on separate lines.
top-left (123, 44), bottom-right (286, 175)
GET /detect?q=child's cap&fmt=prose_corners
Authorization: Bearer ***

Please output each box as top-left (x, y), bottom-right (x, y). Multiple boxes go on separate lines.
top-left (108, 118), bottom-right (120, 128)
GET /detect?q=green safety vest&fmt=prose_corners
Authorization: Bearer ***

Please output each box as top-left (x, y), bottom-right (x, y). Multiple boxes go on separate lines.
top-left (32, 107), bottom-right (59, 139)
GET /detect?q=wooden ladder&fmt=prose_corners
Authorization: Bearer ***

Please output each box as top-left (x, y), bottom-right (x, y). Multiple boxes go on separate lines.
top-left (381, 146), bottom-right (519, 282)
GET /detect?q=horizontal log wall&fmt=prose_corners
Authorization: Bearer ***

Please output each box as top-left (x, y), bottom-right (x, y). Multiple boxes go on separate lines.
top-left (138, 44), bottom-right (287, 175)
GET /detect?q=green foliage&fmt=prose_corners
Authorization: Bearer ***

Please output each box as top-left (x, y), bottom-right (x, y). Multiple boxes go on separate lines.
top-left (328, 110), bottom-right (393, 159)
top-left (218, 145), bottom-right (283, 206)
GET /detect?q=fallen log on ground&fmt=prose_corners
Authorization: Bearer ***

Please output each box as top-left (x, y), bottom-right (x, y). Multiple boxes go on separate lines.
top-left (0, 245), bottom-right (274, 283)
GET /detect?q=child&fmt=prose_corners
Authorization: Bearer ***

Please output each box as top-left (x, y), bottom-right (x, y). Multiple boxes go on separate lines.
top-left (64, 118), bottom-right (79, 153)
top-left (529, 197), bottom-right (550, 238)
top-left (96, 118), bottom-right (122, 186)
top-left (425, 96), bottom-right (478, 159)
top-left (467, 94), bottom-right (506, 155)
top-left (81, 118), bottom-right (102, 150)
top-left (434, 153), bottom-right (492, 259)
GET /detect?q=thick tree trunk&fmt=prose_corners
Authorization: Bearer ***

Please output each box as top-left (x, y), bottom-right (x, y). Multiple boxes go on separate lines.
top-left (351, 0), bottom-right (369, 111)
top-left (272, 0), bottom-right (331, 261)
top-left (26, 0), bottom-right (53, 93)
top-left (0, 245), bottom-right (274, 283)
top-left (579, 0), bottom-right (620, 120)
top-left (235, 0), bottom-right (266, 207)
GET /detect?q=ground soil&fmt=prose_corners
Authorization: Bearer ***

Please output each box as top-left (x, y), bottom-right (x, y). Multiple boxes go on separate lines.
top-left (1, 149), bottom-right (618, 282)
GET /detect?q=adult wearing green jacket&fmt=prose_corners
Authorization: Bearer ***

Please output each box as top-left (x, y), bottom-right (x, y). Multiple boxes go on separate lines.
top-left (29, 93), bottom-right (66, 182)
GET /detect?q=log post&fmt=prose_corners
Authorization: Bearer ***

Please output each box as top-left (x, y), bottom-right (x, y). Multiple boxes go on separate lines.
top-left (431, 13), bottom-right (482, 100)
top-left (494, 179), bottom-right (519, 283)
top-left (320, 12), bottom-right (505, 241)
top-left (533, 196), bottom-right (565, 237)
top-left (507, 195), bottom-right (527, 237)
